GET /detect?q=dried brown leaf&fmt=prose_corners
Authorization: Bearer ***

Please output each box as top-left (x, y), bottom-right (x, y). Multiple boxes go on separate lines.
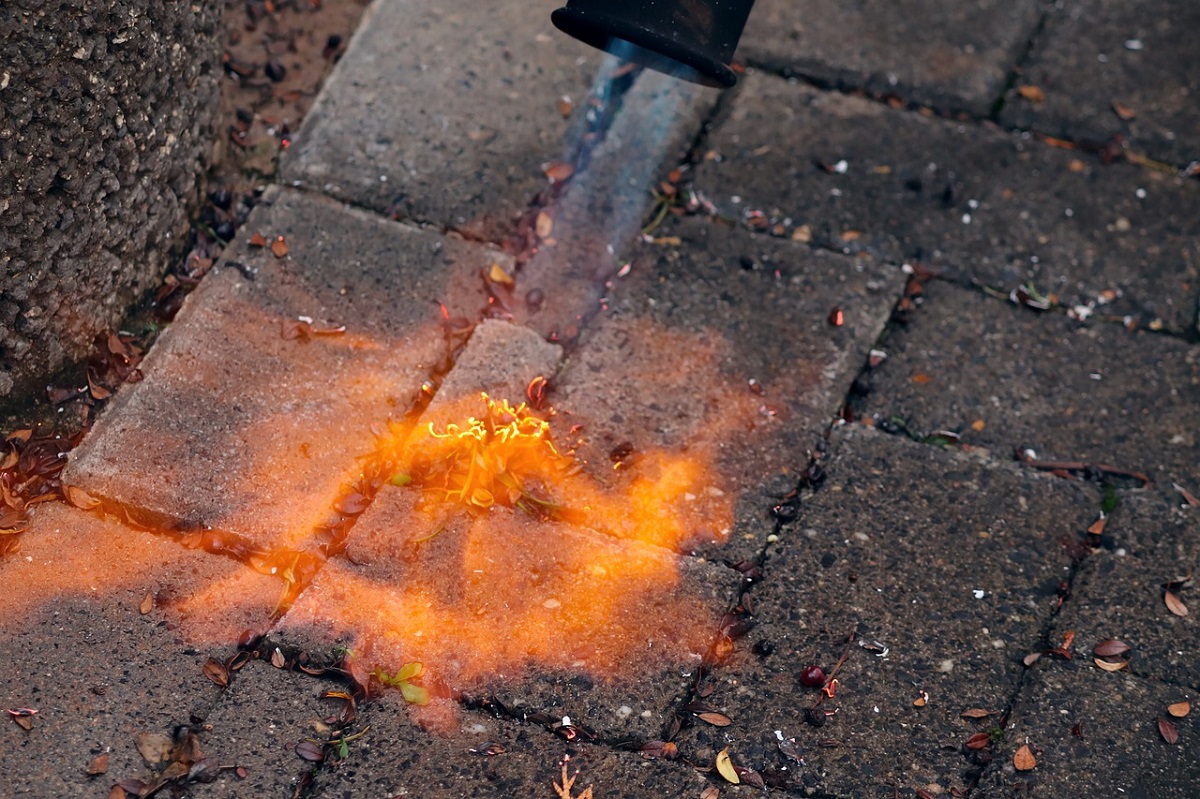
top-left (699, 787), bottom-right (720, 799)
top-left (1087, 515), bottom-right (1107, 535)
top-left (1093, 639), bottom-right (1131, 658)
top-left (535, 212), bottom-right (553, 239)
top-left (138, 592), bottom-right (154, 615)
top-left (1017, 85), bottom-right (1046, 103)
top-left (270, 237), bottom-right (289, 258)
top-left (271, 648), bottom-right (286, 669)
top-left (1112, 101), bottom-right (1136, 121)
top-left (965, 732), bottom-right (991, 751)
top-left (696, 711), bottom-right (732, 727)
top-left (1167, 700), bottom-right (1191, 718)
top-left (1094, 657), bottom-right (1129, 672)
top-left (1164, 590), bottom-right (1188, 617)
top-left (86, 753), bottom-right (109, 775)
top-left (543, 161), bottom-right (575, 183)
top-left (203, 657), bottom-right (230, 688)
top-left (64, 485), bottom-right (101, 511)
top-left (248, 232), bottom-right (268, 248)
top-left (295, 740), bottom-right (325, 762)
top-left (1158, 717), bottom-right (1179, 744)
top-left (135, 732), bottom-right (173, 765)
top-left (6, 429), bottom-right (33, 444)
top-left (12, 714), bottom-right (33, 731)
top-left (557, 95), bottom-right (573, 118)
top-left (960, 708), bottom-right (995, 719)
top-left (1013, 744), bottom-right (1037, 771)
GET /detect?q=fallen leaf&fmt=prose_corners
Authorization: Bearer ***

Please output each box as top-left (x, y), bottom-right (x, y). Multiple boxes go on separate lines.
top-left (557, 95), bottom-right (573, 118)
top-left (841, 229), bottom-right (861, 242)
top-left (203, 657), bottom-right (230, 688)
top-left (1164, 590), bottom-right (1188, 617)
top-left (138, 592), bottom-right (154, 615)
top-left (1112, 101), bottom-right (1136, 121)
top-left (295, 740), bottom-right (325, 762)
top-left (1167, 700), bottom-right (1190, 718)
top-left (535, 211), bottom-right (553, 239)
top-left (488, 263), bottom-right (514, 286)
top-left (271, 648), bottom-right (286, 669)
top-left (913, 691), bottom-right (929, 707)
top-left (1173, 482), bottom-right (1199, 506)
top-left (108, 786), bottom-right (126, 799)
top-left (715, 748), bottom-right (740, 784)
top-left (271, 237), bottom-right (289, 258)
top-left (135, 732), bottom-right (173, 765)
top-left (1094, 658), bottom-right (1129, 672)
top-left (12, 714), bottom-right (33, 731)
top-left (1087, 515), bottom-right (1107, 535)
top-left (86, 753), bottom-right (109, 775)
top-left (64, 485), bottom-right (101, 511)
top-left (1013, 744), bottom-right (1037, 770)
top-left (699, 787), bottom-right (720, 799)
top-left (248, 232), bottom-right (267, 248)
top-left (1017, 85), bottom-right (1046, 103)
top-left (696, 711), bottom-right (732, 727)
top-left (1093, 639), bottom-right (1131, 658)
top-left (1158, 717), bottom-right (1179, 744)
top-left (543, 161), bottom-right (575, 183)
top-left (960, 708), bottom-right (994, 719)
top-left (965, 733), bottom-right (991, 750)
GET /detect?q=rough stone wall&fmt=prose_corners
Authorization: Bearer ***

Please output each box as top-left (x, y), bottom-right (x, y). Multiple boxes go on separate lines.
top-left (0, 1), bottom-right (222, 404)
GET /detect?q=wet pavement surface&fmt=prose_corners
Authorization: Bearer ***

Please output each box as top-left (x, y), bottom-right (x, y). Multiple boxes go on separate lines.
top-left (3, 1), bottom-right (1198, 797)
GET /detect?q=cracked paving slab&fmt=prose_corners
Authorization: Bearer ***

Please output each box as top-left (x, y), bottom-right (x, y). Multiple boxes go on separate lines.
top-left (853, 279), bottom-right (1200, 493)
top-left (1000, 0), bottom-right (1200, 168)
top-left (1043, 492), bottom-right (1199, 692)
top-left (0, 503), bottom-right (280, 797)
top-left (743, 0), bottom-right (1044, 116)
top-left (690, 72), bottom-right (1200, 331)
top-left (62, 186), bottom-right (495, 555)
top-left (673, 424), bottom-right (1096, 797)
top-left (975, 664), bottom-right (1199, 798)
top-left (280, 0), bottom-right (601, 240)
top-left (545, 216), bottom-right (904, 563)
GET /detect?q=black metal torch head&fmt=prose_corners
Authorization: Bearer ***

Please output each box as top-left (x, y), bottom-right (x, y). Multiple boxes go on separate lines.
top-left (551, 0), bottom-right (756, 88)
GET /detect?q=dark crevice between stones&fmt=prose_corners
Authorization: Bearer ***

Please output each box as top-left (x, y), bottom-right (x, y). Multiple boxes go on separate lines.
top-left (960, 488), bottom-right (1108, 797)
top-left (987, 7), bottom-right (1050, 121)
top-left (742, 59), bottom-right (992, 128)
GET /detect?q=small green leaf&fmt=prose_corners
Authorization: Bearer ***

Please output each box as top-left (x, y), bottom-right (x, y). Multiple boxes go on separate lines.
top-left (389, 472), bottom-right (413, 487)
top-left (400, 682), bottom-right (430, 706)
top-left (1100, 483), bottom-right (1120, 514)
top-left (394, 661), bottom-right (424, 682)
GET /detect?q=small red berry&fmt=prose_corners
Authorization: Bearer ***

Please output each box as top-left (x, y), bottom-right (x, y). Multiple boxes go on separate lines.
top-left (799, 665), bottom-right (826, 687)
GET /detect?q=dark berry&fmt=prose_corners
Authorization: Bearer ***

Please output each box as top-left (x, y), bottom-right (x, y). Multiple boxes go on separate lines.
top-left (799, 665), bottom-right (825, 687)
top-left (803, 707), bottom-right (826, 727)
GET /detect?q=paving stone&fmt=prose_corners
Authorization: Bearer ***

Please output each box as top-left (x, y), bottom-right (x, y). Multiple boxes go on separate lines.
top-left (0, 502), bottom-right (279, 797)
top-left (307, 692), bottom-right (714, 798)
top-left (743, 0), bottom-right (1043, 116)
top-left (545, 216), bottom-right (904, 562)
top-left (853, 280), bottom-right (1200, 492)
top-left (512, 69), bottom-right (718, 343)
top-left (280, 0), bottom-right (601, 240)
top-left (1000, 0), bottom-right (1200, 168)
top-left (974, 665), bottom-right (1199, 798)
top-left (275, 486), bottom-right (738, 742)
top-left (63, 187), bottom-right (496, 555)
top-left (671, 425), bottom-right (1096, 797)
top-left (1046, 493), bottom-right (1200, 692)
top-left (195, 660), bottom-right (335, 798)
top-left (691, 72), bottom-right (1200, 331)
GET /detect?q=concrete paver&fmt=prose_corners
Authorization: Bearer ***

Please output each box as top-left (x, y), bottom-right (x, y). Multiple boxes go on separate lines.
top-left (63, 187), bottom-right (495, 555)
top-left (280, 0), bottom-right (600, 240)
top-left (743, 0), bottom-right (1043, 116)
top-left (853, 280), bottom-right (1200, 492)
top-left (546, 216), bottom-right (903, 562)
top-left (1000, 0), bottom-right (1200, 168)
top-left (1047, 493), bottom-right (1199, 691)
top-left (673, 425), bottom-right (1097, 797)
top-left (975, 665), bottom-right (1199, 798)
top-left (0, 503), bottom-right (280, 797)
top-left (691, 72), bottom-right (1200, 331)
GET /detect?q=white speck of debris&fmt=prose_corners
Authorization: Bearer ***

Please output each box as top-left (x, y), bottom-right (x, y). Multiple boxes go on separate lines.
top-left (767, 534), bottom-right (779, 543)
top-left (873, 706), bottom-right (880, 713)
top-left (561, 716), bottom-right (572, 727)
top-left (1098, 53), bottom-right (1109, 63)
top-left (684, 492), bottom-right (697, 502)
top-left (617, 262), bottom-right (631, 278)
top-left (833, 159), bottom-right (848, 174)
top-left (379, 175), bottom-right (388, 182)
top-left (1022, 448), bottom-right (1038, 461)
top-left (270, 567), bottom-right (277, 575)
top-left (973, 589), bottom-right (985, 599)
top-left (1116, 548), bottom-right (1127, 556)
top-left (1089, 373), bottom-right (1102, 381)
top-left (993, 639), bottom-right (1006, 649)
top-left (706, 486), bottom-right (725, 497)
top-left (854, 532), bottom-right (869, 542)
top-left (468, 723), bottom-right (487, 734)
top-left (1064, 208), bottom-right (1074, 217)
top-left (543, 598), bottom-right (561, 609)
top-left (968, 199), bottom-right (979, 210)
top-left (731, 195), bottom-right (742, 204)
top-left (938, 659), bottom-right (955, 673)
top-left (1136, 188), bottom-right (1147, 199)
top-left (617, 705), bottom-right (632, 718)
top-left (641, 710), bottom-right (653, 718)
top-left (1070, 304), bottom-right (1094, 321)
top-left (1124, 39), bottom-right (1144, 50)
top-left (961, 213), bottom-right (972, 224)
top-left (830, 187), bottom-right (843, 197)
